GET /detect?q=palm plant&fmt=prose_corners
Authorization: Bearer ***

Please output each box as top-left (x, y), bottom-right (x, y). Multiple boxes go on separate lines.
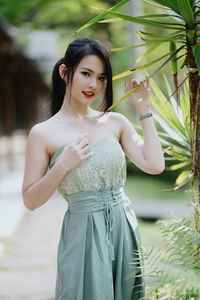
top-left (76, 0), bottom-right (200, 233)
top-left (131, 78), bottom-right (200, 299)
top-left (124, 76), bottom-right (199, 300)
top-left (134, 213), bottom-right (200, 299)
top-left (137, 76), bottom-right (192, 191)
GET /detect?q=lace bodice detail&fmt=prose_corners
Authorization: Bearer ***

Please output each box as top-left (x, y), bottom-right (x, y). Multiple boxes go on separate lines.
top-left (49, 135), bottom-right (126, 197)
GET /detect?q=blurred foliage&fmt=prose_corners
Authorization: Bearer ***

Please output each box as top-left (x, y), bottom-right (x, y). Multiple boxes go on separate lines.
top-left (0, 0), bottom-right (127, 43)
top-left (0, 0), bottom-right (132, 88)
top-left (136, 213), bottom-right (200, 299)
top-left (0, 0), bottom-right (176, 91)
top-left (125, 175), bottom-right (189, 202)
top-left (0, 0), bottom-right (114, 28)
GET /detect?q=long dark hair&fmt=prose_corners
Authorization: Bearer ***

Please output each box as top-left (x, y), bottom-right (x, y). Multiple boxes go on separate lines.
top-left (51, 37), bottom-right (113, 116)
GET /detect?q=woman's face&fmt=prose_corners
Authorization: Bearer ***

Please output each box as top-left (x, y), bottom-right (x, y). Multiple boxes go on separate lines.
top-left (68, 55), bottom-right (106, 105)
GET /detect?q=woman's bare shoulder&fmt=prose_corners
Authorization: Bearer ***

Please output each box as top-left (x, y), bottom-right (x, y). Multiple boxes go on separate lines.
top-left (108, 111), bottom-right (129, 128)
top-left (109, 111), bottom-right (128, 120)
top-left (29, 116), bottom-right (56, 137)
top-left (27, 117), bottom-right (57, 150)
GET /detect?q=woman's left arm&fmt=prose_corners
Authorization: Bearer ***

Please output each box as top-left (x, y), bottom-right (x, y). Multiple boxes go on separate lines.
top-left (118, 78), bottom-right (165, 175)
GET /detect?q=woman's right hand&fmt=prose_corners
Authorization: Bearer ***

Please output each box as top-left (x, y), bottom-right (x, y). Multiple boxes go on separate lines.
top-left (57, 133), bottom-right (93, 172)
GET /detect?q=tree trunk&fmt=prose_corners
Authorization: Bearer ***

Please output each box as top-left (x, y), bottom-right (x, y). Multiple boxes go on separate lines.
top-left (196, 86), bottom-right (200, 202)
top-left (186, 43), bottom-right (200, 231)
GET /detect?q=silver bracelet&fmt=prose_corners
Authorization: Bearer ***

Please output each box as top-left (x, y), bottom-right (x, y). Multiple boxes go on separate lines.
top-left (139, 112), bottom-right (153, 121)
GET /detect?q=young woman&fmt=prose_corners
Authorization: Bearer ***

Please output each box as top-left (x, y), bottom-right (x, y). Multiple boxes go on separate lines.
top-left (22, 37), bottom-right (165, 300)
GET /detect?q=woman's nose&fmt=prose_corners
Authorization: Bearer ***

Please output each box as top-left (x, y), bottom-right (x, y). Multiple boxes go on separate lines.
top-left (88, 78), bottom-right (97, 89)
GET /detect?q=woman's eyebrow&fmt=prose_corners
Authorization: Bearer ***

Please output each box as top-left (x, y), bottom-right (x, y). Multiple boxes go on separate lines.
top-left (80, 67), bottom-right (106, 76)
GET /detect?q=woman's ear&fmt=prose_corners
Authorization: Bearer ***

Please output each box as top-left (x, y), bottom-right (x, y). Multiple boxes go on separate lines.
top-left (59, 64), bottom-right (67, 82)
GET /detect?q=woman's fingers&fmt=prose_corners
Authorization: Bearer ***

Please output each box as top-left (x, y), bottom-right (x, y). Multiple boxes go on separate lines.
top-left (84, 149), bottom-right (94, 159)
top-left (81, 145), bottom-right (92, 155)
top-left (125, 79), bottom-right (147, 93)
top-left (76, 136), bottom-right (93, 157)
top-left (79, 143), bottom-right (93, 160)
top-left (131, 79), bottom-right (138, 88)
top-left (130, 78), bottom-right (149, 89)
top-left (146, 78), bottom-right (150, 90)
top-left (79, 137), bottom-right (89, 149)
top-left (73, 133), bottom-right (88, 146)
top-left (124, 81), bottom-right (129, 93)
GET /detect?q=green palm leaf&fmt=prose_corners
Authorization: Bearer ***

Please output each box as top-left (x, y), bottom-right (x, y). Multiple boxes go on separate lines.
top-left (144, 0), bottom-right (167, 9)
top-left (150, 79), bottom-right (184, 131)
top-left (149, 0), bottom-right (181, 15)
top-left (138, 29), bottom-right (185, 39)
top-left (175, 170), bottom-right (191, 185)
top-left (151, 94), bottom-right (185, 137)
top-left (148, 77), bottom-right (192, 190)
top-left (165, 172), bottom-right (193, 191)
top-left (110, 44), bottom-right (147, 52)
top-left (136, 42), bottom-right (162, 64)
top-left (73, 0), bottom-right (131, 34)
top-left (135, 122), bottom-right (190, 152)
top-left (113, 53), bottom-right (169, 81)
top-left (108, 45), bottom-right (184, 111)
top-left (132, 13), bottom-right (177, 19)
top-left (164, 148), bottom-right (190, 161)
top-left (163, 76), bottom-right (191, 141)
top-left (96, 9), bottom-right (183, 30)
top-left (98, 18), bottom-right (123, 23)
top-left (177, 0), bottom-right (195, 29)
top-left (192, 45), bottom-right (200, 75)
top-left (190, 0), bottom-right (196, 8)
top-left (168, 161), bottom-right (190, 171)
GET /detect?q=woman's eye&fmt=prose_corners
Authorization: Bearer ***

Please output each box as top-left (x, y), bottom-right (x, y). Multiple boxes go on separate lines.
top-left (99, 77), bottom-right (106, 82)
top-left (82, 72), bottom-right (90, 77)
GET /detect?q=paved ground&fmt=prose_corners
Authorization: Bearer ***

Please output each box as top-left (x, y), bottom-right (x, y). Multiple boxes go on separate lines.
top-left (0, 132), bottom-right (67, 300)
top-left (0, 191), bottom-right (67, 300)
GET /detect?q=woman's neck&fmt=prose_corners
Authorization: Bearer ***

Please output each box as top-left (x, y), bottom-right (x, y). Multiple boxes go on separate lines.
top-left (62, 94), bottom-right (92, 118)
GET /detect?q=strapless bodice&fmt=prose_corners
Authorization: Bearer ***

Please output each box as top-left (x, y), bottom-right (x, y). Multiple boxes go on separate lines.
top-left (49, 135), bottom-right (126, 197)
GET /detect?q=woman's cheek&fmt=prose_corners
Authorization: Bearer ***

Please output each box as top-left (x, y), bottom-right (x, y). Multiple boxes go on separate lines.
top-left (99, 81), bottom-right (105, 91)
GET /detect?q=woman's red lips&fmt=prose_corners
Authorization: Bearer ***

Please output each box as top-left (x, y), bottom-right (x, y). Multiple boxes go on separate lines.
top-left (83, 91), bottom-right (95, 98)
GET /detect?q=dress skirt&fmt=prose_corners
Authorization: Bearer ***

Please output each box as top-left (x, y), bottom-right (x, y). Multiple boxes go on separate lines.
top-left (55, 182), bottom-right (145, 300)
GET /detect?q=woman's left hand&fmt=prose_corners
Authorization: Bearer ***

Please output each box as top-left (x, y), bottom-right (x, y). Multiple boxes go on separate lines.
top-left (124, 78), bottom-right (151, 111)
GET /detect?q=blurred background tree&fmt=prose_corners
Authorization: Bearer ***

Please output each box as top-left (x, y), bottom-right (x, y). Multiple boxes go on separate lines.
top-left (0, 0), bottom-right (131, 134)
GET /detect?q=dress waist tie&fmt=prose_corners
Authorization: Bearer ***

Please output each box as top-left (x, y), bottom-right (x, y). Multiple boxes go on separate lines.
top-left (104, 201), bottom-right (115, 260)
top-left (63, 182), bottom-right (126, 261)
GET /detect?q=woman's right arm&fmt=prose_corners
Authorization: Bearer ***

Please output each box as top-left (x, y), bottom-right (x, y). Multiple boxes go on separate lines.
top-left (22, 125), bottom-right (92, 211)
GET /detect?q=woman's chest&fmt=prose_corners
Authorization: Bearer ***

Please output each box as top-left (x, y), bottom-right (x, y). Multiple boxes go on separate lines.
top-left (54, 135), bottom-right (127, 196)
top-left (47, 118), bottom-right (120, 160)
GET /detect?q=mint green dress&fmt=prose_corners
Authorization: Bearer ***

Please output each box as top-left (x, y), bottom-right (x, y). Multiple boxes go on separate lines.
top-left (49, 135), bottom-right (145, 300)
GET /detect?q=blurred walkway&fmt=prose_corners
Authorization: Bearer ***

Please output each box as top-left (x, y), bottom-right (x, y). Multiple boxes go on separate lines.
top-left (0, 131), bottom-right (67, 299)
top-left (0, 191), bottom-right (67, 300)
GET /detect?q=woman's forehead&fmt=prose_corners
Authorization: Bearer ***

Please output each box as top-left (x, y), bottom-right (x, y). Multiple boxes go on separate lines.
top-left (77, 55), bottom-right (105, 74)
